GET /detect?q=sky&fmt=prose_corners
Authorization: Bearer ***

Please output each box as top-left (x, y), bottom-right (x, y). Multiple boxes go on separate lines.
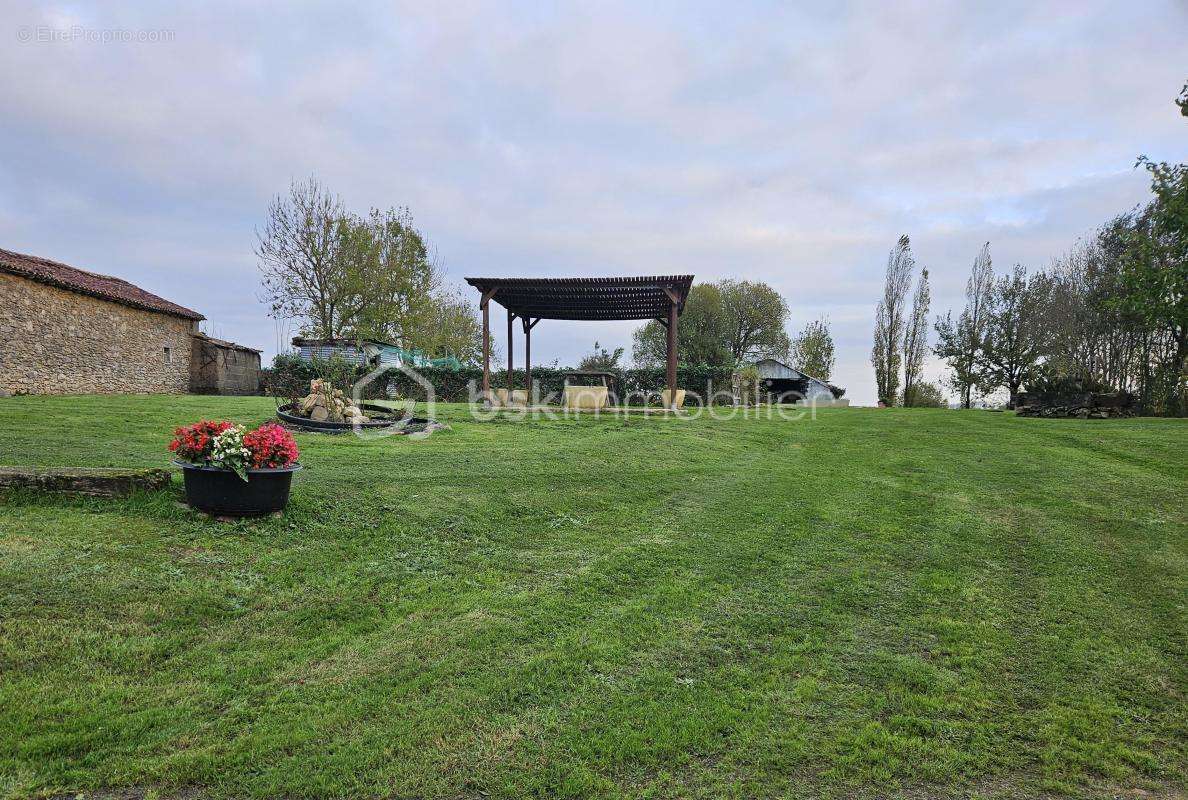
top-left (2, 1), bottom-right (1184, 405)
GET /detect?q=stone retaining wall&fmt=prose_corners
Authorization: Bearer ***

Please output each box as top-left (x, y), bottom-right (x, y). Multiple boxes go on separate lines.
top-left (1015, 391), bottom-right (1135, 419)
top-left (0, 271), bottom-right (196, 395)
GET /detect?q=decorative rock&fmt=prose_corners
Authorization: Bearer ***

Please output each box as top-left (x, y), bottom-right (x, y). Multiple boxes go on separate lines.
top-left (289, 379), bottom-right (366, 422)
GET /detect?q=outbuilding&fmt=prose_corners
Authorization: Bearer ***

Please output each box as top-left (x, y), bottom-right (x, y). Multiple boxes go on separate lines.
top-left (752, 358), bottom-right (842, 404)
top-left (190, 334), bottom-right (262, 395)
top-left (0, 246), bottom-right (260, 396)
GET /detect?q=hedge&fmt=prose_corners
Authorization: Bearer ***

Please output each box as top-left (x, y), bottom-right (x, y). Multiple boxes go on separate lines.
top-left (265, 355), bottom-right (738, 405)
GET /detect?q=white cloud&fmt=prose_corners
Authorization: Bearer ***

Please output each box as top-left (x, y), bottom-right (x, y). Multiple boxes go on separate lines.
top-left (0, 0), bottom-right (1184, 404)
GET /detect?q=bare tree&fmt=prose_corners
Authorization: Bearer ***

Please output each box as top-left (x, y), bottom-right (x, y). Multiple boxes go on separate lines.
top-left (257, 177), bottom-right (357, 338)
top-left (871, 235), bottom-right (914, 405)
top-left (902, 267), bottom-right (931, 406)
top-left (1042, 221), bottom-right (1179, 411)
top-left (934, 242), bottom-right (994, 408)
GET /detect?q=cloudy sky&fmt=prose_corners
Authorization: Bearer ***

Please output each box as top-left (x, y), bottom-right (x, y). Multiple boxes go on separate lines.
top-left (2, 2), bottom-right (1184, 404)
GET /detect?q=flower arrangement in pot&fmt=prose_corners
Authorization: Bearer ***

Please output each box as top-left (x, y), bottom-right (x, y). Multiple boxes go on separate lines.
top-left (170, 420), bottom-right (301, 516)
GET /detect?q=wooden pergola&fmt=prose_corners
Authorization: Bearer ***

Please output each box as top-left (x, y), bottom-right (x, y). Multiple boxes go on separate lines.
top-left (464, 275), bottom-right (694, 407)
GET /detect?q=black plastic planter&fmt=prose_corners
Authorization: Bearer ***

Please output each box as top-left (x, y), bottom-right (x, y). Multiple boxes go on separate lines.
top-left (276, 403), bottom-right (410, 433)
top-left (175, 461), bottom-right (301, 516)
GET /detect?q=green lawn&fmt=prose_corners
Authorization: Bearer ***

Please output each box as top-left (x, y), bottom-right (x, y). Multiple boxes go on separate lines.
top-left (0, 395), bottom-right (1185, 800)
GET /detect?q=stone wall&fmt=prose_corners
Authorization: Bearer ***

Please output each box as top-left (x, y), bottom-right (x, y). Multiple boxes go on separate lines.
top-left (1015, 390), bottom-right (1135, 419)
top-left (0, 271), bottom-right (197, 395)
top-left (190, 338), bottom-right (261, 395)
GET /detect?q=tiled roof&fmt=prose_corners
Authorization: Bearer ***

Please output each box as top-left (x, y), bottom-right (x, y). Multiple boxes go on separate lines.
top-left (194, 333), bottom-right (261, 353)
top-left (0, 247), bottom-right (205, 321)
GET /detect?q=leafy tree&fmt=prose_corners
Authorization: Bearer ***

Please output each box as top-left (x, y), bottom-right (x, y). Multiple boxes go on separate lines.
top-left (978, 265), bottom-right (1048, 407)
top-left (902, 267), bottom-right (930, 406)
top-left (788, 317), bottom-right (835, 380)
top-left (632, 283), bottom-right (733, 368)
top-left (1130, 151), bottom-right (1187, 414)
top-left (349, 206), bottom-right (442, 349)
top-left (718, 279), bottom-right (791, 363)
top-left (578, 341), bottom-right (625, 371)
top-left (736, 364), bottom-right (762, 405)
top-left (872, 235), bottom-right (914, 405)
top-left (633, 280), bottom-right (790, 367)
top-left (934, 242), bottom-right (994, 408)
top-left (1041, 84), bottom-right (1188, 415)
top-left (421, 290), bottom-right (484, 364)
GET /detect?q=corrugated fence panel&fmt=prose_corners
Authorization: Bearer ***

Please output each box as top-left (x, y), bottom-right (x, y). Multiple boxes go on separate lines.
top-left (296, 345), bottom-right (366, 365)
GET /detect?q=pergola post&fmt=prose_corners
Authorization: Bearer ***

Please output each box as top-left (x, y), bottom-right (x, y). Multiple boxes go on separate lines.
top-left (522, 316), bottom-right (533, 404)
top-left (480, 288), bottom-right (497, 403)
top-left (666, 297), bottom-right (678, 408)
top-left (506, 307), bottom-right (515, 396)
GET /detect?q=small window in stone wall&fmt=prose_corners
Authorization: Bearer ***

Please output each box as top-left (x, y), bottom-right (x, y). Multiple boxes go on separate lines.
top-left (164, 346), bottom-right (172, 364)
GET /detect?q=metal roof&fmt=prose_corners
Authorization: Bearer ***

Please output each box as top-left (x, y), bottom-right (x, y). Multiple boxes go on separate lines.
top-left (753, 358), bottom-right (833, 387)
top-left (464, 275), bottom-right (694, 321)
top-left (291, 336), bottom-right (401, 350)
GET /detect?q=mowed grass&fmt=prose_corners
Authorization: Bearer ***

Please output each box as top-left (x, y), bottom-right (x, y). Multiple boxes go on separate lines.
top-left (0, 395), bottom-right (1185, 800)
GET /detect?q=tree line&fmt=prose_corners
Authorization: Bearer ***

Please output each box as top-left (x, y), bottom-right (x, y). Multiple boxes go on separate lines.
top-left (259, 181), bottom-right (838, 381)
top-left (257, 177), bottom-right (483, 363)
top-left (874, 82), bottom-right (1186, 415)
top-left (631, 280), bottom-right (838, 381)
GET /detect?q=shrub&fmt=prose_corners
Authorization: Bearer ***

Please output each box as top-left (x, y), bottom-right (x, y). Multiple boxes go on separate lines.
top-left (265, 353), bottom-right (358, 403)
top-left (735, 366), bottom-right (761, 406)
top-left (902, 381), bottom-right (947, 408)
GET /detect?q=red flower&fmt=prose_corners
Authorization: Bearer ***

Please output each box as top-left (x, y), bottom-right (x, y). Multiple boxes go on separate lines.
top-left (169, 420), bottom-right (298, 470)
top-left (242, 423), bottom-right (299, 469)
top-left (168, 419), bottom-right (234, 464)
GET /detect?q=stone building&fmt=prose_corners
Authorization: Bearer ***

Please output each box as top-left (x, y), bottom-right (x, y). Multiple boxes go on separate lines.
top-left (190, 334), bottom-right (262, 395)
top-left (0, 247), bottom-right (259, 395)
